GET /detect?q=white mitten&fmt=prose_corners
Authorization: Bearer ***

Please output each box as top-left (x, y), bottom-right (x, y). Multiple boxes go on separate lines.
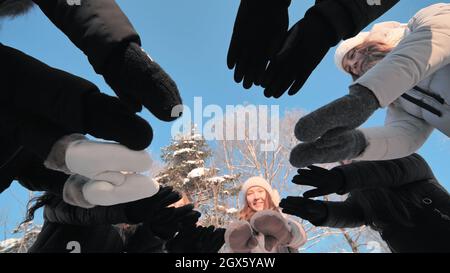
top-left (82, 173), bottom-right (159, 206)
top-left (45, 134), bottom-right (152, 178)
top-left (63, 173), bottom-right (160, 208)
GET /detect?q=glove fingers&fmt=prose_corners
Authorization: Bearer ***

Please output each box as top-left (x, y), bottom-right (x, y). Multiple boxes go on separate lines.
top-left (157, 191), bottom-right (182, 208)
top-left (84, 92), bottom-right (153, 151)
top-left (227, 34), bottom-right (241, 70)
top-left (272, 57), bottom-right (295, 99)
top-left (292, 173), bottom-right (319, 187)
top-left (227, 0), bottom-right (250, 69)
top-left (111, 88), bottom-right (142, 113)
top-left (234, 50), bottom-right (250, 83)
top-left (172, 204), bottom-right (195, 218)
top-left (179, 210), bottom-right (201, 227)
top-left (307, 165), bottom-right (331, 176)
top-left (208, 229), bottom-right (226, 253)
top-left (243, 71), bottom-right (256, 90)
top-left (273, 76), bottom-right (294, 99)
top-left (265, 64), bottom-right (294, 98)
top-left (243, 52), bottom-right (268, 89)
top-left (287, 49), bottom-right (325, 97)
top-left (151, 207), bottom-right (176, 223)
top-left (280, 198), bottom-right (313, 219)
top-left (280, 208), bottom-right (299, 217)
top-left (303, 189), bottom-right (328, 198)
top-left (280, 197), bottom-right (309, 209)
top-left (159, 192), bottom-right (182, 208)
top-left (261, 58), bottom-right (279, 91)
top-left (153, 185), bottom-right (174, 199)
top-left (253, 56), bottom-right (270, 86)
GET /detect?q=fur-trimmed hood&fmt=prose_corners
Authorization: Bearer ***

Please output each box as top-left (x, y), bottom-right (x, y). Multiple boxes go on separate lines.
top-left (0, 0), bottom-right (34, 18)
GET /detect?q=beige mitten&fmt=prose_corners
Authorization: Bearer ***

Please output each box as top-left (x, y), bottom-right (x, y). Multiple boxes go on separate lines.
top-left (250, 210), bottom-right (293, 251)
top-left (225, 220), bottom-right (258, 253)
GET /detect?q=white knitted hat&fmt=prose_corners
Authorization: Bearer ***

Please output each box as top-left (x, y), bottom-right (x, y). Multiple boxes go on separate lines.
top-left (241, 177), bottom-right (280, 207)
top-left (334, 21), bottom-right (408, 73)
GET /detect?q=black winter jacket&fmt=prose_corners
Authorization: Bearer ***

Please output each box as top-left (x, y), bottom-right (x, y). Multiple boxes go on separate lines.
top-left (0, 0), bottom-right (141, 74)
top-left (0, 0), bottom-right (140, 194)
top-left (29, 195), bottom-right (164, 253)
top-left (319, 154), bottom-right (450, 253)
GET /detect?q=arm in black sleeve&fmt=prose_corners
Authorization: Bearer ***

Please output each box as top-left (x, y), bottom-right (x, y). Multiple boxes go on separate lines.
top-left (308, 0), bottom-right (400, 44)
top-left (44, 197), bottom-right (128, 226)
top-left (334, 154), bottom-right (435, 192)
top-left (15, 153), bottom-right (66, 196)
top-left (32, 0), bottom-right (141, 74)
top-left (318, 197), bottom-right (366, 229)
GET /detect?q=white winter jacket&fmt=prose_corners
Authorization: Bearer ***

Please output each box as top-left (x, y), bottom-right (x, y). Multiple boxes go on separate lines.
top-left (354, 3), bottom-right (450, 160)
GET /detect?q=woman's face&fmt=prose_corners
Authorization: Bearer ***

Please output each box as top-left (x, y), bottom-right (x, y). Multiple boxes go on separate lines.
top-left (246, 186), bottom-right (267, 212)
top-left (342, 41), bottom-right (392, 77)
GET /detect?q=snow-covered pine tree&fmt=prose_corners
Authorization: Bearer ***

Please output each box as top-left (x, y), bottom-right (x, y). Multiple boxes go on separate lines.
top-left (155, 126), bottom-right (241, 227)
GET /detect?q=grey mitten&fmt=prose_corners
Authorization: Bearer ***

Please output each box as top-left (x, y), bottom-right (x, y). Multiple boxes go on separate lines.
top-left (289, 129), bottom-right (367, 168)
top-left (250, 210), bottom-right (293, 252)
top-left (295, 84), bottom-right (380, 142)
top-left (225, 220), bottom-right (258, 253)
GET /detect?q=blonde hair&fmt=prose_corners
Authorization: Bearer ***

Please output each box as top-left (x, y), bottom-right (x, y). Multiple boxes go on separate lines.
top-left (238, 189), bottom-right (278, 221)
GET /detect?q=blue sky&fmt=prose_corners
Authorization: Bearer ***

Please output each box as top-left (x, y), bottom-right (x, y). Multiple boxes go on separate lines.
top-left (0, 0), bottom-right (447, 250)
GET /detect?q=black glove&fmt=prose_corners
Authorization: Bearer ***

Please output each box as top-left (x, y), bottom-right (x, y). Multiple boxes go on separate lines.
top-left (227, 0), bottom-right (291, 89)
top-left (149, 204), bottom-right (201, 240)
top-left (124, 186), bottom-right (182, 224)
top-left (32, 0), bottom-right (182, 121)
top-left (292, 166), bottom-right (346, 198)
top-left (294, 84), bottom-right (379, 143)
top-left (103, 42), bottom-right (183, 120)
top-left (261, 7), bottom-right (338, 98)
top-left (0, 43), bottom-right (153, 159)
top-left (166, 225), bottom-right (226, 253)
top-left (280, 197), bottom-right (328, 225)
top-left (124, 224), bottom-right (165, 253)
top-left (290, 129), bottom-right (367, 168)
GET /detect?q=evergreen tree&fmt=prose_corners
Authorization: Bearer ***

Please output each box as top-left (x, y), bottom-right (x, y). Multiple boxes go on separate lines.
top-left (155, 126), bottom-right (241, 227)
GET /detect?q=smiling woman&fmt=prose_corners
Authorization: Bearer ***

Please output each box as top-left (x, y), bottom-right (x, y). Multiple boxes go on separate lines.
top-left (223, 177), bottom-right (307, 253)
top-left (239, 177), bottom-right (279, 221)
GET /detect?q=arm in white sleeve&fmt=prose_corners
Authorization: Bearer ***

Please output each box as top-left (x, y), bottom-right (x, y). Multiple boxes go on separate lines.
top-left (355, 103), bottom-right (434, 160)
top-left (354, 3), bottom-right (450, 107)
